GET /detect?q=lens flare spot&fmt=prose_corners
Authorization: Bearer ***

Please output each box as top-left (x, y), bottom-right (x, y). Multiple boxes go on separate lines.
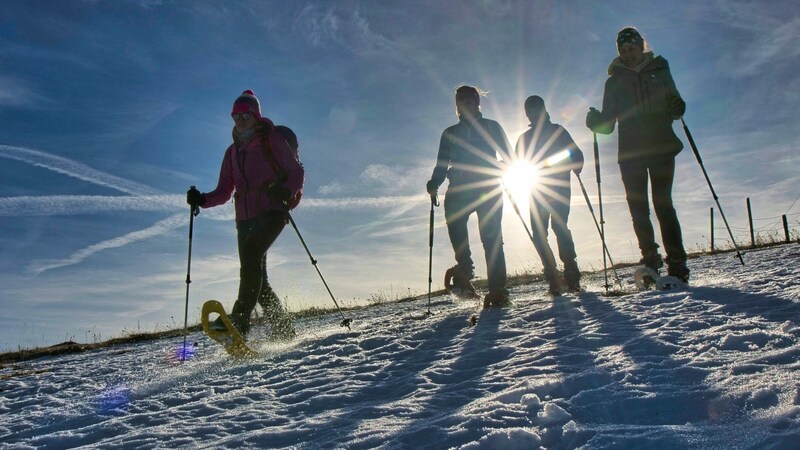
top-left (97, 384), bottom-right (132, 414)
top-left (503, 161), bottom-right (539, 206)
top-left (173, 341), bottom-right (197, 362)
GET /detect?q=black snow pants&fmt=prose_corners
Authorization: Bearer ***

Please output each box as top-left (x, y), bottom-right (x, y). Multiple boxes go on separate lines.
top-left (619, 155), bottom-right (687, 265)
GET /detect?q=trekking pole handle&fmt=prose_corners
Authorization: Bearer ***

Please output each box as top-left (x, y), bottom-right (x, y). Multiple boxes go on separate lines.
top-left (430, 192), bottom-right (440, 207)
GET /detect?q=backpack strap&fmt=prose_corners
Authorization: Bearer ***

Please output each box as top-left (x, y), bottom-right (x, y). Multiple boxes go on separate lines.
top-left (256, 133), bottom-right (295, 216)
top-left (260, 133), bottom-right (287, 183)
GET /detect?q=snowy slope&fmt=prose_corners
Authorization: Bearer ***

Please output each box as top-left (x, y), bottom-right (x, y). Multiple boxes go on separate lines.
top-left (1, 244), bottom-right (799, 449)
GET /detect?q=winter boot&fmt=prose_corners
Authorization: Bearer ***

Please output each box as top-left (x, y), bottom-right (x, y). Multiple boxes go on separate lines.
top-left (209, 316), bottom-right (227, 332)
top-left (640, 249), bottom-right (664, 272)
top-left (483, 289), bottom-right (511, 308)
top-left (543, 266), bottom-right (563, 296)
top-left (563, 261), bottom-right (581, 293)
top-left (444, 265), bottom-right (478, 297)
top-left (667, 261), bottom-right (690, 283)
top-left (229, 312), bottom-right (250, 338)
top-left (209, 312), bottom-right (250, 338)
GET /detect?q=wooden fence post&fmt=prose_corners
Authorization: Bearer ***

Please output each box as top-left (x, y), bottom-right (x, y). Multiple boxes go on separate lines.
top-left (783, 215), bottom-right (790, 243)
top-left (746, 197), bottom-right (754, 247)
top-left (710, 207), bottom-right (715, 254)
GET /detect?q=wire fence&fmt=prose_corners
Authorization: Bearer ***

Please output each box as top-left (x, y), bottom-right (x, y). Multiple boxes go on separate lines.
top-left (707, 198), bottom-right (800, 253)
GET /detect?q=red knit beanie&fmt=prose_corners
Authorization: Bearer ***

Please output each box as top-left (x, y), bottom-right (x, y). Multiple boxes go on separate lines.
top-left (231, 90), bottom-right (261, 119)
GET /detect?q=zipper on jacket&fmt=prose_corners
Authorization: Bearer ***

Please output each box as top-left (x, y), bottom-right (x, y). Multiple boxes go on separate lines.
top-left (235, 143), bottom-right (251, 218)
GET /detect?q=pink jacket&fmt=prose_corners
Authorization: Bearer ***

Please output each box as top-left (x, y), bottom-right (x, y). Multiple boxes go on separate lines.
top-left (202, 118), bottom-right (304, 221)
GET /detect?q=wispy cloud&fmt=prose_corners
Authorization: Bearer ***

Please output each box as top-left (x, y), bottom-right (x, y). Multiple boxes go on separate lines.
top-left (0, 145), bottom-right (163, 196)
top-left (691, 1), bottom-right (800, 78)
top-left (0, 76), bottom-right (56, 109)
top-left (293, 5), bottom-right (396, 56)
top-left (27, 213), bottom-right (187, 275)
top-left (319, 163), bottom-right (430, 196)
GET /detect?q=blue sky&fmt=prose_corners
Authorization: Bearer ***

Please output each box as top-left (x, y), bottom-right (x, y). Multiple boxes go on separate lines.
top-left (1, 0), bottom-right (798, 351)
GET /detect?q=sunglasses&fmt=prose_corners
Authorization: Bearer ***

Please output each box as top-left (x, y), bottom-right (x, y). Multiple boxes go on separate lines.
top-left (231, 112), bottom-right (253, 121)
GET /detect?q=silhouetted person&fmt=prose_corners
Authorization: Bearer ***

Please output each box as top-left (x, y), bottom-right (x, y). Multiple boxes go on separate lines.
top-left (426, 85), bottom-right (511, 307)
top-left (586, 27), bottom-right (690, 282)
top-left (515, 95), bottom-right (584, 295)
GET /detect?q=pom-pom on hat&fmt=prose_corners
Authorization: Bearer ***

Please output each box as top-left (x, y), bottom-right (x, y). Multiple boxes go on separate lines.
top-left (617, 27), bottom-right (644, 51)
top-left (232, 90), bottom-right (261, 119)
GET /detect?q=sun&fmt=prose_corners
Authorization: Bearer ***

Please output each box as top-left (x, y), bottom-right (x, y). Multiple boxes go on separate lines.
top-left (502, 160), bottom-right (539, 207)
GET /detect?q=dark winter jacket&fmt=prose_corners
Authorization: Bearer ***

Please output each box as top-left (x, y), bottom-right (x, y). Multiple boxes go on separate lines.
top-left (590, 53), bottom-right (685, 162)
top-left (515, 119), bottom-right (584, 184)
top-left (203, 117), bottom-right (304, 221)
top-left (429, 113), bottom-right (512, 193)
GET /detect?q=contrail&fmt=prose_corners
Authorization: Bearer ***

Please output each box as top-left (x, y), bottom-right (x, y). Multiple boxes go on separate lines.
top-left (1, 144), bottom-right (431, 274)
top-left (0, 194), bottom-right (428, 217)
top-left (0, 195), bottom-right (180, 216)
top-left (301, 195), bottom-right (425, 209)
top-left (0, 145), bottom-right (163, 196)
top-left (27, 213), bottom-right (189, 275)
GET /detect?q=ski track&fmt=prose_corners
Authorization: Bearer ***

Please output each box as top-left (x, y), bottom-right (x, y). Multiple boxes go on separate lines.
top-left (1, 245), bottom-right (799, 449)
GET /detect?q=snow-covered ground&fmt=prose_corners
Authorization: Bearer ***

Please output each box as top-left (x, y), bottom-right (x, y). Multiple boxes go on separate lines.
top-left (1, 244), bottom-right (799, 449)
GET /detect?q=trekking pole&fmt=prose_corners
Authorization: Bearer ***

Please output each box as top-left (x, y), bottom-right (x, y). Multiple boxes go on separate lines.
top-left (287, 212), bottom-right (352, 329)
top-left (180, 189), bottom-right (200, 362)
top-left (681, 117), bottom-right (745, 265)
top-left (593, 133), bottom-right (611, 292)
top-left (575, 173), bottom-right (622, 288)
top-left (501, 183), bottom-right (536, 244)
top-left (426, 193), bottom-right (440, 315)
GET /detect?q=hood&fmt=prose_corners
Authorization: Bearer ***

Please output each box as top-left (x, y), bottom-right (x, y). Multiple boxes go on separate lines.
top-left (608, 52), bottom-right (669, 76)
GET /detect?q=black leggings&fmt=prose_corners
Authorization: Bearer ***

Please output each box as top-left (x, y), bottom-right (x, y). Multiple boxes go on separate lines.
top-left (230, 211), bottom-right (286, 318)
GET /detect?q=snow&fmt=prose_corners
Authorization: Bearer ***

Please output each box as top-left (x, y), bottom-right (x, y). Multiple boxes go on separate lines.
top-left (1, 244), bottom-right (799, 449)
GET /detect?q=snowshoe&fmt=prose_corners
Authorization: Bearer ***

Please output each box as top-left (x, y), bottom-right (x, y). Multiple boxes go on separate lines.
top-left (656, 275), bottom-right (688, 291)
top-left (209, 316), bottom-right (228, 332)
top-left (633, 267), bottom-right (660, 290)
top-left (201, 300), bottom-right (257, 358)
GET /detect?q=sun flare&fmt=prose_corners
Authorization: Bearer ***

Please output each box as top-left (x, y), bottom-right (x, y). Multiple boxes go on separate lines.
top-left (502, 160), bottom-right (539, 207)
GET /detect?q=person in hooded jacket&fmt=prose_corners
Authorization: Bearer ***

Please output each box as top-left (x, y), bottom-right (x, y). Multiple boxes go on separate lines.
top-left (426, 85), bottom-right (512, 307)
top-left (515, 96), bottom-right (584, 295)
top-left (586, 27), bottom-right (690, 282)
top-left (187, 90), bottom-right (304, 338)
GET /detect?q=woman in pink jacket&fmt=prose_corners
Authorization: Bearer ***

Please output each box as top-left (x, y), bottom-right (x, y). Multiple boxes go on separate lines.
top-left (187, 90), bottom-right (304, 338)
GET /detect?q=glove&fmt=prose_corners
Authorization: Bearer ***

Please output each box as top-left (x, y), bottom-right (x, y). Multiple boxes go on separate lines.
top-left (426, 179), bottom-right (439, 195)
top-left (186, 186), bottom-right (205, 207)
top-left (669, 96), bottom-right (686, 118)
top-left (268, 184), bottom-right (291, 203)
top-left (585, 107), bottom-right (602, 131)
top-left (572, 150), bottom-right (585, 175)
